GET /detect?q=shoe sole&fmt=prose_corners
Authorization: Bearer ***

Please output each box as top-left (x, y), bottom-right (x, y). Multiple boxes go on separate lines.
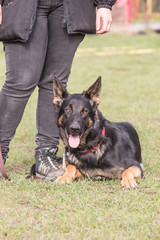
top-left (36, 168), bottom-right (65, 181)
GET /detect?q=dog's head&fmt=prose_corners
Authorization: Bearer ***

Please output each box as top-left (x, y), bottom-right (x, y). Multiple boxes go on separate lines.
top-left (53, 76), bottom-right (102, 148)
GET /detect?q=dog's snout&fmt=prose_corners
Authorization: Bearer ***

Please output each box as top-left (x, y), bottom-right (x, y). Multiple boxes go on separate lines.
top-left (70, 122), bottom-right (80, 135)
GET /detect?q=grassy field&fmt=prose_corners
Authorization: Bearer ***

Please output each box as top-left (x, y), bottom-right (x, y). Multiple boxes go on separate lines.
top-left (0, 33), bottom-right (160, 240)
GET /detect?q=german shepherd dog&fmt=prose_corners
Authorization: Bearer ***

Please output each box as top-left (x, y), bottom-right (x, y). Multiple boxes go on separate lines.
top-left (53, 76), bottom-right (143, 188)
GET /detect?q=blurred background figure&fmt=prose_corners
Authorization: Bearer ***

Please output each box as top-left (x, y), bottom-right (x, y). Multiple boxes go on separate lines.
top-left (112, 0), bottom-right (160, 33)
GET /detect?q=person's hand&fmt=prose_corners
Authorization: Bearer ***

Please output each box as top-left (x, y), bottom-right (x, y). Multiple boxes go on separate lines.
top-left (0, 4), bottom-right (2, 25)
top-left (96, 8), bottom-right (112, 34)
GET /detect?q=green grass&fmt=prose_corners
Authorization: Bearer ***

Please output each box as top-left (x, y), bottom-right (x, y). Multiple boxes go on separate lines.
top-left (0, 33), bottom-right (160, 240)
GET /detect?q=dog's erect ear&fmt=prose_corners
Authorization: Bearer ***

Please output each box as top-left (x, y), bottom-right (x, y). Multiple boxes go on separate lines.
top-left (53, 76), bottom-right (68, 107)
top-left (84, 76), bottom-right (102, 105)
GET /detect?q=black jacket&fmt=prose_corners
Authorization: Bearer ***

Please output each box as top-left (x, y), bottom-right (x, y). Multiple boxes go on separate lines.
top-left (0, 0), bottom-right (116, 9)
top-left (0, 0), bottom-right (116, 34)
top-left (64, 0), bottom-right (116, 34)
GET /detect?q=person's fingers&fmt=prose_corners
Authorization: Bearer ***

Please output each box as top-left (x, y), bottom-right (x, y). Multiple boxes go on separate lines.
top-left (107, 22), bottom-right (111, 32)
top-left (96, 12), bottom-right (101, 32)
top-left (96, 8), bottom-right (112, 34)
top-left (97, 18), bottom-right (112, 34)
top-left (102, 17), bottom-right (108, 33)
top-left (0, 5), bottom-right (2, 25)
top-left (96, 19), bottom-right (107, 34)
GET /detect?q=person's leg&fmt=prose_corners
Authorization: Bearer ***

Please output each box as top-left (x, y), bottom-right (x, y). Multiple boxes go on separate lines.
top-left (36, 2), bottom-right (85, 149)
top-left (34, 1), bottom-right (85, 178)
top-left (0, 1), bottom-right (49, 163)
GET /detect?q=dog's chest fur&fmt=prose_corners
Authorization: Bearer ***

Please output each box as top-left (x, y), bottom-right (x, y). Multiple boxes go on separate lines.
top-left (66, 145), bottom-right (124, 180)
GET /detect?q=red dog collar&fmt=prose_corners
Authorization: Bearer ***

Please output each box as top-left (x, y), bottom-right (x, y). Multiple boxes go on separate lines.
top-left (80, 127), bottom-right (105, 154)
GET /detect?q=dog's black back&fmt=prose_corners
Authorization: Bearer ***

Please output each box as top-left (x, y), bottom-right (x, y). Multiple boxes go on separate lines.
top-left (53, 77), bottom-right (143, 180)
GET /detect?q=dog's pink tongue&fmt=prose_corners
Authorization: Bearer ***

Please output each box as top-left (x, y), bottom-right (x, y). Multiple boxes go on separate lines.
top-left (69, 135), bottom-right (80, 148)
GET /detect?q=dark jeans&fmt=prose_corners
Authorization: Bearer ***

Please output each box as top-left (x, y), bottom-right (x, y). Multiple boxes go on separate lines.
top-left (0, 0), bottom-right (84, 154)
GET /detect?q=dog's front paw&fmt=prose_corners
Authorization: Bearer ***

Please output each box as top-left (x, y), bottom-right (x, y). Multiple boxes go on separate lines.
top-left (56, 175), bottom-right (73, 184)
top-left (121, 166), bottom-right (142, 189)
top-left (121, 177), bottom-right (138, 189)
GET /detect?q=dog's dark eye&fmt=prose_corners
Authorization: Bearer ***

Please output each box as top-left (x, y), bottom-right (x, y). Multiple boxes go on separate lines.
top-left (65, 108), bottom-right (71, 113)
top-left (81, 108), bottom-right (88, 115)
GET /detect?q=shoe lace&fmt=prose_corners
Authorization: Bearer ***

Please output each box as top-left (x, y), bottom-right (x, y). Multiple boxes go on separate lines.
top-left (38, 147), bottom-right (62, 169)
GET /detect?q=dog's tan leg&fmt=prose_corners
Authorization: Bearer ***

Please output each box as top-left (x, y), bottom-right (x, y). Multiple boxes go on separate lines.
top-left (56, 165), bottom-right (83, 184)
top-left (121, 166), bottom-right (142, 189)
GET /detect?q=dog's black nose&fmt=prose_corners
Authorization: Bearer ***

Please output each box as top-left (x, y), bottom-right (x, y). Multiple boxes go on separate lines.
top-left (70, 123), bottom-right (80, 135)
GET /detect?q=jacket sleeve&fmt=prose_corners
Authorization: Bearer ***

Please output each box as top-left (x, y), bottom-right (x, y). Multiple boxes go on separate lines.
top-left (94, 0), bottom-right (116, 10)
top-left (0, 0), bottom-right (2, 5)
